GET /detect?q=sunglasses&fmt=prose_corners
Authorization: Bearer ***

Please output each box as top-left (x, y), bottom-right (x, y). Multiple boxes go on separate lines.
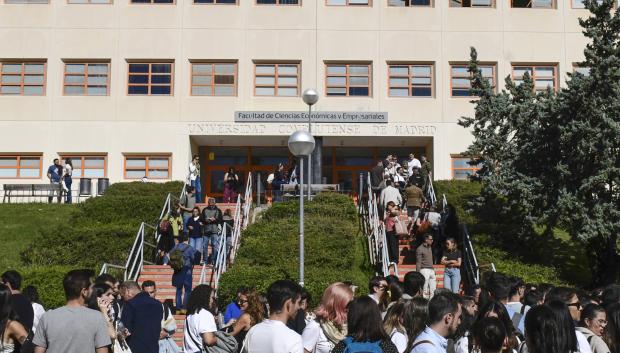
top-left (238, 299), bottom-right (248, 304)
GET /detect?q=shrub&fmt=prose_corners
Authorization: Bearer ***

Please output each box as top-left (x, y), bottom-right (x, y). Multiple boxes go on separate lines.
top-left (21, 265), bottom-right (76, 309)
top-left (219, 193), bottom-right (372, 307)
top-left (433, 180), bottom-right (482, 225)
top-left (103, 181), bottom-right (184, 197)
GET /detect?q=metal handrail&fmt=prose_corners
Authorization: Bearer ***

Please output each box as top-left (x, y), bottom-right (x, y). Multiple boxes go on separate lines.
top-left (427, 172), bottom-right (437, 206)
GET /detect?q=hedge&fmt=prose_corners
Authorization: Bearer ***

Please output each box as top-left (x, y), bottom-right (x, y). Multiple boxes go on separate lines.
top-left (218, 193), bottom-right (372, 307)
top-left (21, 265), bottom-right (76, 309)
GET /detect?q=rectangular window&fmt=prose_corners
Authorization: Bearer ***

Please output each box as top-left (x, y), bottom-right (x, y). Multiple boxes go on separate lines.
top-left (450, 63), bottom-right (495, 97)
top-left (388, 0), bottom-right (432, 6)
top-left (127, 62), bottom-right (173, 96)
top-left (451, 156), bottom-right (481, 180)
top-left (512, 64), bottom-right (558, 91)
top-left (572, 0), bottom-right (605, 8)
top-left (449, 0), bottom-right (492, 7)
top-left (256, 0), bottom-right (299, 4)
top-left (0, 154), bottom-right (42, 179)
top-left (130, 0), bottom-right (174, 4)
top-left (194, 0), bottom-right (236, 3)
top-left (67, 0), bottom-right (112, 3)
top-left (511, 0), bottom-right (554, 8)
top-left (573, 64), bottom-right (590, 76)
top-left (388, 63), bottom-right (433, 97)
top-left (325, 63), bottom-right (372, 97)
top-left (123, 154), bottom-right (171, 179)
top-left (63, 62), bottom-right (110, 96)
top-left (59, 155), bottom-right (107, 178)
top-left (0, 61), bottom-right (46, 96)
top-left (254, 63), bottom-right (300, 97)
top-left (191, 62), bottom-right (237, 96)
top-left (326, 0), bottom-right (371, 5)
top-left (4, 0), bottom-right (48, 3)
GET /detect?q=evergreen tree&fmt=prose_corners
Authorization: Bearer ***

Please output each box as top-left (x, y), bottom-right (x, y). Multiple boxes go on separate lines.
top-left (460, 0), bottom-right (620, 286)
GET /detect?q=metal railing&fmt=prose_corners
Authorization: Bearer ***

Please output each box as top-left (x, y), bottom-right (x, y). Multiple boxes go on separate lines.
top-left (427, 172), bottom-right (437, 207)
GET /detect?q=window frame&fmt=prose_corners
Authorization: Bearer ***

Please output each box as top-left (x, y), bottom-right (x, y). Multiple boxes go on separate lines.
top-left (190, 61), bottom-right (238, 97)
top-left (0, 61), bottom-right (47, 96)
top-left (325, 0), bottom-right (371, 5)
top-left (387, 62), bottom-right (434, 98)
top-left (253, 62), bottom-right (301, 97)
top-left (58, 154), bottom-right (108, 178)
top-left (123, 153), bottom-right (172, 180)
top-left (510, 0), bottom-right (555, 8)
top-left (387, 0), bottom-right (433, 6)
top-left (325, 62), bottom-right (373, 98)
top-left (448, 0), bottom-right (494, 7)
top-left (255, 0), bottom-right (301, 5)
top-left (62, 61), bottom-right (111, 96)
top-left (511, 63), bottom-right (558, 92)
top-left (67, 0), bottom-right (112, 4)
top-left (450, 62), bottom-right (496, 97)
top-left (451, 154), bottom-right (481, 180)
top-left (126, 61), bottom-right (174, 96)
top-left (4, 0), bottom-right (49, 3)
top-left (193, 0), bottom-right (237, 3)
top-left (0, 153), bottom-right (43, 179)
top-left (129, 0), bottom-right (175, 5)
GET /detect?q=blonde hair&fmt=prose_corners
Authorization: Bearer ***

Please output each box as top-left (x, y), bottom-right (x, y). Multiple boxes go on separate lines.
top-left (314, 282), bottom-right (353, 327)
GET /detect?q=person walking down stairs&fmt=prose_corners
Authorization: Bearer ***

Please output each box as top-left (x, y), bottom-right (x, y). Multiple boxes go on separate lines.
top-left (168, 234), bottom-right (197, 313)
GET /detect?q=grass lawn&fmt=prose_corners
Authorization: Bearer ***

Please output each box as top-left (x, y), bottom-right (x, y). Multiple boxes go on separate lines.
top-left (0, 204), bottom-right (76, 270)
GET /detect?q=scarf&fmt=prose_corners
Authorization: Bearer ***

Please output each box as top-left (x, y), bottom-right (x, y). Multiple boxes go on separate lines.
top-left (320, 321), bottom-right (348, 344)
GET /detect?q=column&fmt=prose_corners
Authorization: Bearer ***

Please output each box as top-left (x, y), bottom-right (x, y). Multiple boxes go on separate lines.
top-left (312, 137), bottom-right (323, 184)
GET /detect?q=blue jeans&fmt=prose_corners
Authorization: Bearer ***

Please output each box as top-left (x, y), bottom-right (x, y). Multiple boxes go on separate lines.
top-left (175, 267), bottom-right (192, 309)
top-left (204, 233), bottom-right (221, 265)
top-left (444, 268), bottom-right (461, 293)
top-left (192, 178), bottom-right (202, 203)
top-left (189, 237), bottom-right (203, 259)
top-left (64, 176), bottom-right (72, 204)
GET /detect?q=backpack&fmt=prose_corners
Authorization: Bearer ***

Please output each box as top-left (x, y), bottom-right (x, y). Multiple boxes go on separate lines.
top-left (169, 244), bottom-right (188, 272)
top-left (342, 337), bottom-right (383, 353)
top-left (159, 218), bottom-right (171, 234)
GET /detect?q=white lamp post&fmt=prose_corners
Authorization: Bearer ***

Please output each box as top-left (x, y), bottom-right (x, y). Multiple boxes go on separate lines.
top-left (288, 130), bottom-right (315, 287)
top-left (302, 89), bottom-right (319, 201)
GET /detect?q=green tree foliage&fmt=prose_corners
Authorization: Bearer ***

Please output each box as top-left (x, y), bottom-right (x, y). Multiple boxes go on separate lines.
top-left (459, 0), bottom-right (620, 286)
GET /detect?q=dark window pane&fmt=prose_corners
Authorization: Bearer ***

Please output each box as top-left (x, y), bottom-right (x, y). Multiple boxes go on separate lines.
top-left (257, 0), bottom-right (276, 3)
top-left (279, 0), bottom-right (299, 3)
top-left (129, 64), bottom-right (149, 73)
top-left (194, 0), bottom-right (214, 2)
top-left (412, 87), bottom-right (432, 96)
top-left (152, 64), bottom-right (171, 73)
top-left (411, 0), bottom-right (431, 4)
top-left (128, 86), bottom-right (148, 95)
top-left (153, 0), bottom-right (173, 3)
top-left (151, 75), bottom-right (171, 84)
top-left (215, 75), bottom-right (235, 85)
top-left (512, 0), bottom-right (530, 7)
top-left (452, 89), bottom-right (470, 97)
top-left (129, 75), bottom-right (149, 84)
top-left (151, 85), bottom-right (171, 95)
top-left (349, 87), bottom-right (369, 96)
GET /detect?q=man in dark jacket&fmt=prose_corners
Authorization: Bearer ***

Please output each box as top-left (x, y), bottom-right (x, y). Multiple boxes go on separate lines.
top-left (201, 197), bottom-right (223, 266)
top-left (120, 281), bottom-right (163, 353)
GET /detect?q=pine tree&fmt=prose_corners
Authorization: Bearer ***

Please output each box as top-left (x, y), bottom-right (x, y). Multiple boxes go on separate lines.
top-left (460, 0), bottom-right (620, 286)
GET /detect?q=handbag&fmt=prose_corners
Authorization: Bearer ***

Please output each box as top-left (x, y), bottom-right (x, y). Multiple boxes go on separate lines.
top-left (394, 219), bottom-right (408, 237)
top-left (114, 338), bottom-right (133, 353)
top-left (159, 337), bottom-right (180, 353)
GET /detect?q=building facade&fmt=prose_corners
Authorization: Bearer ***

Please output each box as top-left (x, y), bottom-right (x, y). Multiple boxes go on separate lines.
top-left (0, 0), bottom-right (592, 198)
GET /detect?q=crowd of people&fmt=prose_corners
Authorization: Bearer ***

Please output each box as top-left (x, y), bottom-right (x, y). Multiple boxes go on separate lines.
top-left (1, 267), bottom-right (618, 353)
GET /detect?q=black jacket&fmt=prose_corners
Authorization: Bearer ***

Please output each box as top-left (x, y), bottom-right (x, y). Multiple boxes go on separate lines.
top-left (121, 292), bottom-right (164, 353)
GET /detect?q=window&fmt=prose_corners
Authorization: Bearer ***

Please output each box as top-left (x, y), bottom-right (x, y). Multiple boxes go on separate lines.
top-left (4, 0), bottom-right (48, 3)
top-left (573, 64), bottom-right (590, 76)
top-left (59, 155), bottom-right (107, 178)
top-left (127, 62), bottom-right (173, 95)
top-left (0, 154), bottom-right (42, 179)
top-left (572, 0), bottom-right (605, 8)
top-left (191, 62), bottom-right (237, 96)
top-left (256, 0), bottom-right (299, 4)
top-left (123, 154), bottom-right (171, 179)
top-left (254, 63), bottom-right (300, 97)
top-left (130, 0), bottom-right (173, 4)
top-left (511, 0), bottom-right (554, 8)
top-left (388, 0), bottom-right (432, 6)
top-left (388, 63), bottom-right (433, 97)
top-left (450, 63), bottom-right (495, 97)
top-left (326, 0), bottom-right (371, 5)
top-left (67, 0), bottom-right (112, 3)
top-left (512, 64), bottom-right (557, 91)
top-left (449, 0), bottom-right (492, 7)
top-left (451, 156), bottom-right (481, 180)
top-left (63, 62), bottom-right (110, 96)
top-left (0, 62), bottom-right (46, 96)
top-left (325, 63), bottom-right (372, 97)
top-left (194, 0), bottom-right (236, 3)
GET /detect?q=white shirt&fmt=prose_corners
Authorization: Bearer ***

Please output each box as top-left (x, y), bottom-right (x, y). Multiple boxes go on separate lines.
top-left (184, 309), bottom-right (217, 353)
top-left (575, 330), bottom-right (593, 353)
top-left (189, 162), bottom-right (198, 181)
top-left (244, 319), bottom-right (303, 353)
top-left (63, 164), bottom-right (72, 177)
top-left (407, 158), bottom-right (422, 175)
top-left (393, 174), bottom-right (406, 185)
top-left (380, 186), bottom-right (402, 209)
top-left (389, 328), bottom-right (408, 353)
top-left (32, 303), bottom-right (45, 333)
top-left (301, 321), bottom-right (334, 353)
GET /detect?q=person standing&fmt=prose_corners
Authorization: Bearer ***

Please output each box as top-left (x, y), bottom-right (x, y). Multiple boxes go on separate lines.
top-left (187, 207), bottom-right (204, 262)
top-left (242, 280), bottom-right (303, 353)
top-left (180, 186), bottom-right (197, 234)
top-left (201, 198), bottom-right (223, 265)
top-left (405, 182), bottom-right (425, 223)
top-left (0, 284), bottom-right (29, 353)
top-left (231, 290), bottom-right (266, 350)
top-left (402, 271), bottom-right (426, 300)
top-left (576, 304), bottom-right (611, 353)
top-left (120, 281), bottom-right (164, 353)
top-left (410, 292), bottom-right (461, 353)
top-left (169, 234), bottom-right (197, 312)
top-left (379, 180), bottom-right (402, 217)
top-left (440, 238), bottom-right (461, 294)
top-left (224, 167), bottom-right (240, 203)
top-left (62, 158), bottom-right (73, 204)
top-left (385, 206), bottom-right (401, 265)
top-left (416, 234), bottom-right (436, 299)
top-left (184, 285), bottom-right (218, 353)
top-left (367, 276), bottom-right (389, 313)
top-left (420, 156), bottom-right (432, 194)
top-left (33, 269), bottom-right (111, 353)
top-left (46, 158), bottom-right (62, 204)
top-left (224, 288), bottom-right (249, 327)
top-left (189, 155), bottom-right (202, 203)
top-left (23, 286), bottom-right (45, 334)
top-left (1, 271), bottom-right (34, 334)
top-left (167, 201), bottom-right (184, 246)
top-left (407, 154), bottom-right (422, 178)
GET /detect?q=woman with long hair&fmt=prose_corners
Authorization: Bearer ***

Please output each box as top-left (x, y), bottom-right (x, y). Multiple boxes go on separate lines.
top-left (303, 283), bottom-right (353, 353)
top-left (475, 300), bottom-right (520, 352)
top-left (184, 284), bottom-right (217, 353)
top-left (331, 296), bottom-right (399, 353)
top-left (87, 283), bottom-right (116, 340)
top-left (63, 158), bottom-right (73, 204)
top-left (403, 297), bottom-right (429, 353)
top-left (524, 303), bottom-right (578, 353)
top-left (23, 285), bottom-right (45, 334)
top-left (383, 301), bottom-right (407, 353)
top-left (604, 303), bottom-right (619, 353)
top-left (223, 166), bottom-right (239, 203)
top-left (0, 284), bottom-right (28, 353)
top-left (576, 304), bottom-right (610, 353)
top-left (441, 238), bottom-right (462, 294)
top-left (231, 290), bottom-right (265, 351)
top-left (454, 296), bottom-right (478, 353)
